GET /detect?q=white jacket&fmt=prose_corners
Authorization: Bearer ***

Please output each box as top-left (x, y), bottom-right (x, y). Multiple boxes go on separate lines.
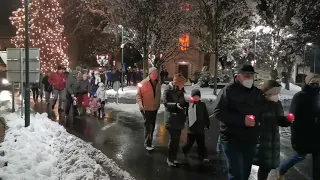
top-left (96, 87), bottom-right (107, 101)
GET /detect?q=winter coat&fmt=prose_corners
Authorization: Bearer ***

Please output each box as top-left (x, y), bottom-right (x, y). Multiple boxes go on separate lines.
top-left (253, 100), bottom-right (291, 169)
top-left (90, 97), bottom-right (100, 113)
top-left (214, 80), bottom-right (268, 144)
top-left (90, 76), bottom-right (101, 94)
top-left (31, 82), bottom-right (39, 90)
top-left (290, 85), bottom-right (320, 153)
top-left (79, 79), bottom-right (90, 94)
top-left (163, 83), bottom-right (188, 130)
top-left (107, 71), bottom-right (113, 81)
top-left (66, 74), bottom-right (80, 95)
top-left (96, 86), bottom-right (106, 101)
top-left (186, 101), bottom-right (210, 134)
top-left (136, 77), bottom-right (161, 111)
top-left (42, 75), bottom-right (52, 92)
top-left (49, 72), bottom-right (66, 90)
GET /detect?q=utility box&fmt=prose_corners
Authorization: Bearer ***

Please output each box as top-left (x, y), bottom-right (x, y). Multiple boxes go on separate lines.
top-left (6, 48), bottom-right (41, 83)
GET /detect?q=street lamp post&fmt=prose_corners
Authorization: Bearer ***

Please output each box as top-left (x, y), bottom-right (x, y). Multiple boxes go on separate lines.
top-left (119, 25), bottom-right (124, 91)
top-left (25, 0), bottom-right (30, 127)
top-left (305, 43), bottom-right (316, 73)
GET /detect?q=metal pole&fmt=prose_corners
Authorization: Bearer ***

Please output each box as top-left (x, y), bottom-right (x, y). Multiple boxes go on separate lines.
top-left (20, 49), bottom-right (24, 117)
top-left (213, 0), bottom-right (219, 95)
top-left (121, 27), bottom-right (124, 91)
top-left (314, 49), bottom-right (316, 73)
top-left (253, 32), bottom-right (257, 65)
top-left (24, 0), bottom-right (30, 127)
top-left (12, 83), bottom-right (15, 113)
top-left (303, 46), bottom-right (306, 74)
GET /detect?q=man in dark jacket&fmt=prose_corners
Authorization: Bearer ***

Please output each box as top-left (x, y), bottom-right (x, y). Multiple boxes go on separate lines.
top-left (278, 73), bottom-right (320, 180)
top-left (65, 70), bottom-right (81, 126)
top-left (214, 64), bottom-right (266, 180)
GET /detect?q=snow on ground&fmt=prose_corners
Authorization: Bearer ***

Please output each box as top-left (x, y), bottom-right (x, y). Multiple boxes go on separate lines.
top-left (0, 112), bottom-right (135, 180)
top-left (106, 103), bottom-right (165, 115)
top-left (106, 83), bottom-right (301, 102)
top-left (106, 85), bottom-right (217, 101)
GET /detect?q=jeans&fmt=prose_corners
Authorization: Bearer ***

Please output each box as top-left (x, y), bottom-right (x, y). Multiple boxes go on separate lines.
top-left (53, 89), bottom-right (66, 109)
top-left (32, 88), bottom-right (39, 102)
top-left (142, 110), bottom-right (158, 147)
top-left (221, 143), bottom-right (256, 180)
top-left (44, 91), bottom-right (51, 104)
top-left (167, 128), bottom-right (181, 162)
top-left (279, 152), bottom-right (320, 179)
top-left (182, 133), bottom-right (207, 158)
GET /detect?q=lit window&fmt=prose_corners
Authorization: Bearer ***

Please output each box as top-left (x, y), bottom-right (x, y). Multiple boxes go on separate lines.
top-left (179, 33), bottom-right (189, 51)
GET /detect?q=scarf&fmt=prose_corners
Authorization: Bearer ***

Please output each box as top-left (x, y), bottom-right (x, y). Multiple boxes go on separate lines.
top-left (188, 103), bottom-right (197, 127)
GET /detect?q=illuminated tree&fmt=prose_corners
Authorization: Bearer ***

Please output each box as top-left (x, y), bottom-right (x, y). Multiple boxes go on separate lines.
top-left (10, 0), bottom-right (69, 72)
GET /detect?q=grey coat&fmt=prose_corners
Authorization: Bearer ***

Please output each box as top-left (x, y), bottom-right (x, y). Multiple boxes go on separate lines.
top-left (163, 83), bottom-right (188, 130)
top-left (79, 79), bottom-right (90, 94)
top-left (66, 74), bottom-right (80, 95)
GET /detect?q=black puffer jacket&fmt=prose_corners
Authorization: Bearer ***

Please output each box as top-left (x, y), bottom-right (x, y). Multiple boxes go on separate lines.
top-left (290, 85), bottom-right (320, 153)
top-left (253, 101), bottom-right (291, 169)
top-left (163, 83), bottom-right (188, 130)
top-left (214, 81), bottom-right (268, 144)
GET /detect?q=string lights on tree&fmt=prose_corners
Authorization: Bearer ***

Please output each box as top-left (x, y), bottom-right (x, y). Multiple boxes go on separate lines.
top-left (9, 0), bottom-right (69, 73)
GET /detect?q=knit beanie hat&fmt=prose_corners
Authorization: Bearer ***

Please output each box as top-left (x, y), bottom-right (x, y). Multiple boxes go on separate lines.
top-left (191, 89), bottom-right (201, 97)
top-left (173, 73), bottom-right (186, 86)
top-left (148, 67), bottom-right (158, 74)
top-left (260, 80), bottom-right (281, 95)
top-left (305, 73), bottom-right (320, 84)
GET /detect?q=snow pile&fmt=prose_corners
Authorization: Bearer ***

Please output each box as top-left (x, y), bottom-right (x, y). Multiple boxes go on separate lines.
top-left (106, 103), bottom-right (165, 115)
top-left (0, 113), bottom-right (134, 180)
top-left (106, 85), bottom-right (217, 101)
top-left (279, 83), bottom-right (300, 101)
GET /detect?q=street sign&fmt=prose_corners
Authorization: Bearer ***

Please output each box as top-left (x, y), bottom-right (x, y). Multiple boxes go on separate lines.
top-left (6, 48), bottom-right (40, 83)
top-left (113, 81), bottom-right (120, 91)
top-left (122, 63), bottom-right (126, 72)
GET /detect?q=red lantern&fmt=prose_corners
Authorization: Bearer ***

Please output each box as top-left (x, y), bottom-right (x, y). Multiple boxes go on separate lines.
top-left (286, 113), bottom-right (294, 123)
top-left (246, 115), bottom-right (255, 121)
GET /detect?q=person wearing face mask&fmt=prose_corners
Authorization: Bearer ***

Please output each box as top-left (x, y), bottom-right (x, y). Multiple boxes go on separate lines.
top-left (277, 73), bottom-right (320, 180)
top-left (214, 64), bottom-right (268, 180)
top-left (253, 80), bottom-right (292, 180)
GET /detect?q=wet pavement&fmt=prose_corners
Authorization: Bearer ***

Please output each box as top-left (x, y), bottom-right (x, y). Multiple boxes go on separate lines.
top-left (1, 89), bottom-right (314, 180)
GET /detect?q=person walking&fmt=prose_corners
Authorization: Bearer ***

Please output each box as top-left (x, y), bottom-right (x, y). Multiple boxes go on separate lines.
top-left (42, 72), bottom-right (53, 105)
top-left (214, 64), bottom-right (267, 180)
top-left (49, 65), bottom-right (66, 111)
top-left (182, 89), bottom-right (210, 163)
top-left (65, 70), bottom-right (81, 127)
top-left (163, 73), bottom-right (187, 167)
top-left (31, 82), bottom-right (40, 103)
top-left (136, 67), bottom-right (161, 151)
top-left (277, 73), bottom-right (320, 180)
top-left (253, 80), bottom-right (292, 180)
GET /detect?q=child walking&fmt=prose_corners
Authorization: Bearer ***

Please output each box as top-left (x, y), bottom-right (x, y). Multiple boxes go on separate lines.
top-left (78, 74), bottom-right (90, 115)
top-left (96, 82), bottom-right (107, 119)
top-left (182, 89), bottom-right (210, 162)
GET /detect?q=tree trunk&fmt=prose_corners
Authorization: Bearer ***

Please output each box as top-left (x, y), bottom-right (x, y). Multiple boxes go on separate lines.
top-left (285, 66), bottom-right (292, 90)
top-left (270, 69), bottom-right (278, 80)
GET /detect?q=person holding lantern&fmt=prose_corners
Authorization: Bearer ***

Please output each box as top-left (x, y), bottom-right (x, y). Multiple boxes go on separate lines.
top-left (182, 88), bottom-right (210, 163)
top-left (136, 67), bottom-right (161, 151)
top-left (214, 64), bottom-right (268, 180)
top-left (277, 73), bottom-right (320, 180)
top-left (253, 80), bottom-right (292, 180)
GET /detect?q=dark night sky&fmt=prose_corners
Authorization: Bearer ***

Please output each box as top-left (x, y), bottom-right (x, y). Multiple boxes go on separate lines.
top-left (0, 0), bottom-right (13, 25)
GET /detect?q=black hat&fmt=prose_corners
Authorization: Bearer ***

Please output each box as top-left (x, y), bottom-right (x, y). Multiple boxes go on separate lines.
top-left (234, 64), bottom-right (257, 74)
top-left (191, 89), bottom-right (201, 97)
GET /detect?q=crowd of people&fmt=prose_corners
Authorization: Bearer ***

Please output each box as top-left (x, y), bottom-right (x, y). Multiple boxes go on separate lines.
top-left (136, 64), bottom-right (320, 180)
top-left (27, 63), bottom-right (319, 180)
